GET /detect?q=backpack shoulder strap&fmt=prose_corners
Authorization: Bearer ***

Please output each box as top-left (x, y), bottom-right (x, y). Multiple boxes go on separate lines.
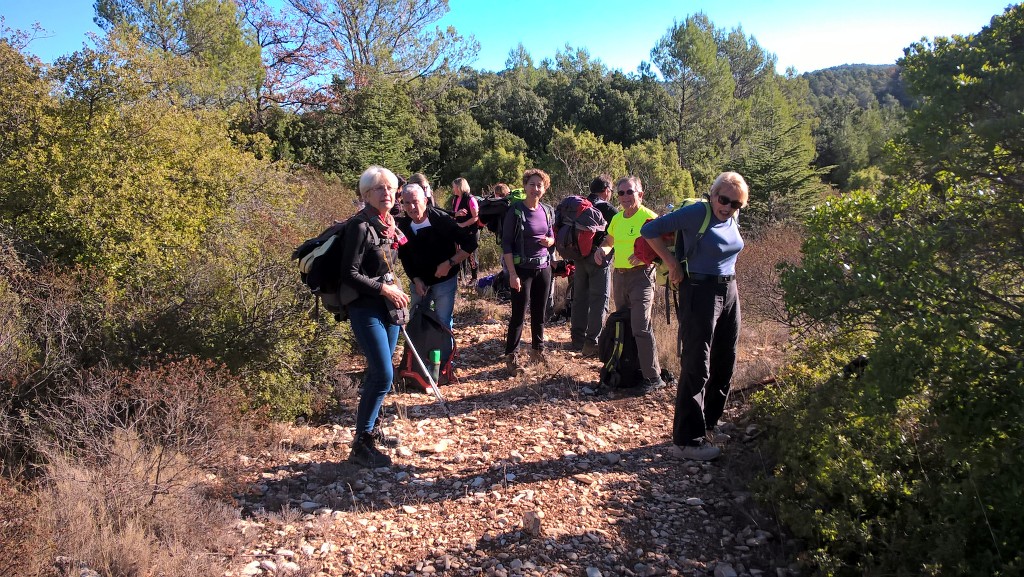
top-left (541, 202), bottom-right (554, 229)
top-left (682, 201), bottom-right (712, 263)
top-left (349, 212), bottom-right (386, 254)
top-left (511, 200), bottom-right (526, 258)
top-left (697, 200), bottom-right (712, 236)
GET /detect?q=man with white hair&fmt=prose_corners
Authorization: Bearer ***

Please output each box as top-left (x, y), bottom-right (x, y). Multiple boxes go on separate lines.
top-left (396, 183), bottom-right (477, 366)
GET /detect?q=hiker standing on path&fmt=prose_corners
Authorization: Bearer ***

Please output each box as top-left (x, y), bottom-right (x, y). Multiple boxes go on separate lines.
top-left (450, 177), bottom-right (480, 283)
top-left (396, 183), bottom-right (477, 366)
top-left (501, 169), bottom-right (555, 373)
top-left (340, 166), bottom-right (410, 468)
top-left (640, 171), bottom-right (748, 461)
top-left (570, 175), bottom-right (619, 356)
top-left (593, 175), bottom-right (664, 393)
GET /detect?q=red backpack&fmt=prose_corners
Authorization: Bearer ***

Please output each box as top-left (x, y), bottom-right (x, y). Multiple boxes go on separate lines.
top-left (553, 195), bottom-right (607, 261)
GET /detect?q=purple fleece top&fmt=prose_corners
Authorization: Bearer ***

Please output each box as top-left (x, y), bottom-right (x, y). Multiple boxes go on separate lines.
top-left (500, 201), bottom-right (553, 269)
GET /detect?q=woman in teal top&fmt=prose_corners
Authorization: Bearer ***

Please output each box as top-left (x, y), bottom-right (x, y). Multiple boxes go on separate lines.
top-left (640, 171), bottom-right (748, 461)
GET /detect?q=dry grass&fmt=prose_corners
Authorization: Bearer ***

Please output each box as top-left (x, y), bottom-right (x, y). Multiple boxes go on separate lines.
top-left (737, 224), bottom-right (803, 326)
top-left (6, 360), bottom-right (256, 577)
top-left (35, 433), bottom-right (241, 577)
top-left (0, 475), bottom-right (39, 576)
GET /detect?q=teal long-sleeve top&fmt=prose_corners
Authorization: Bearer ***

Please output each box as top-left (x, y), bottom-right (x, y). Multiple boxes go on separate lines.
top-left (639, 202), bottom-right (744, 276)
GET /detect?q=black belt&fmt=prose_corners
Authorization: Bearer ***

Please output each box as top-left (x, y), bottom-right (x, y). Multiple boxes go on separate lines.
top-left (514, 254), bottom-right (550, 267)
top-left (687, 272), bottom-right (735, 283)
top-left (614, 265), bottom-right (654, 274)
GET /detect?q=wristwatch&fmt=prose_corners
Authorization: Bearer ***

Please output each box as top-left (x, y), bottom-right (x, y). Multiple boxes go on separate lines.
top-left (447, 257), bottom-right (456, 267)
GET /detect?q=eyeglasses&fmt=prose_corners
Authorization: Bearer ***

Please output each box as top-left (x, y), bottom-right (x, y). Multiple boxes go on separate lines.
top-left (617, 189), bottom-right (637, 196)
top-left (715, 194), bottom-right (744, 210)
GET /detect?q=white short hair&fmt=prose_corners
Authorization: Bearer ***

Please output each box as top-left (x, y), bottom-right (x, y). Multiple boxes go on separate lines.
top-left (358, 166), bottom-right (398, 195)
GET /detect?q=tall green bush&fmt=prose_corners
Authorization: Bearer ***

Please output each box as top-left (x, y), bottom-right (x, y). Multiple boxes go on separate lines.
top-left (0, 33), bottom-right (353, 423)
top-left (761, 184), bottom-right (1023, 575)
top-left (759, 7), bottom-right (1024, 575)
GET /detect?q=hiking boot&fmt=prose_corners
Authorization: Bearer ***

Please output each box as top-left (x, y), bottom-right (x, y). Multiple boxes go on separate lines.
top-left (638, 375), bottom-right (666, 395)
top-left (528, 347), bottom-right (546, 366)
top-left (370, 426), bottom-right (400, 449)
top-left (669, 440), bottom-right (722, 461)
top-left (567, 341), bottom-right (585, 352)
top-left (581, 342), bottom-right (600, 358)
top-left (705, 426), bottom-right (731, 444)
top-left (348, 433), bottom-right (393, 468)
top-left (504, 352), bottom-right (521, 374)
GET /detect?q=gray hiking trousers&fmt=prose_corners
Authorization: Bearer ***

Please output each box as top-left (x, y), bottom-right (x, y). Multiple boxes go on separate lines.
top-left (570, 256), bottom-right (611, 346)
top-left (611, 265), bottom-right (660, 381)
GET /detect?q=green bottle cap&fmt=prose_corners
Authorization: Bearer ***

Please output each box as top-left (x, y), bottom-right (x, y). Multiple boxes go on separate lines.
top-left (429, 349), bottom-right (441, 362)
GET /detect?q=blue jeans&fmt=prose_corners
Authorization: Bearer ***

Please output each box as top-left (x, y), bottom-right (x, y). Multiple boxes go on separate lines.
top-left (347, 302), bottom-right (400, 435)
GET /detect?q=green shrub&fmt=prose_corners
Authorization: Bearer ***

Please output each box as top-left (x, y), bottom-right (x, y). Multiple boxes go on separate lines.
top-left (757, 182), bottom-right (1023, 576)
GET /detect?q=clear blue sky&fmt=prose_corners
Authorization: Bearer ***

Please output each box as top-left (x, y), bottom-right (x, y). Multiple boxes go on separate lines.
top-left (2, 0), bottom-right (1013, 74)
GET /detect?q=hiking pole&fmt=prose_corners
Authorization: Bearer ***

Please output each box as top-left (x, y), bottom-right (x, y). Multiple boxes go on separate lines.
top-left (398, 324), bottom-right (454, 422)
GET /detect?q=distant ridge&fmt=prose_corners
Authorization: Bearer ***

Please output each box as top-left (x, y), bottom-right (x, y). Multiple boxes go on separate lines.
top-left (803, 63), bottom-right (910, 108)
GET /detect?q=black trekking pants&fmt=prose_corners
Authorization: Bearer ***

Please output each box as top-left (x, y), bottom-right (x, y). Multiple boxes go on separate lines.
top-left (672, 278), bottom-right (740, 446)
top-left (504, 265), bottom-right (552, 355)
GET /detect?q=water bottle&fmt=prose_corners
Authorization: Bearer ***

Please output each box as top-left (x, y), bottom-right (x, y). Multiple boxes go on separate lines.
top-left (429, 349), bottom-right (441, 384)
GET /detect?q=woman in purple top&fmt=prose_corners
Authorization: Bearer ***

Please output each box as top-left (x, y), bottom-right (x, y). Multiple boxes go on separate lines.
top-left (501, 168), bottom-right (555, 373)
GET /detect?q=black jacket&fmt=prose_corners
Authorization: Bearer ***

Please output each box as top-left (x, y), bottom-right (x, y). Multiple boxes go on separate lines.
top-left (396, 207), bottom-right (478, 286)
top-left (339, 211), bottom-right (399, 308)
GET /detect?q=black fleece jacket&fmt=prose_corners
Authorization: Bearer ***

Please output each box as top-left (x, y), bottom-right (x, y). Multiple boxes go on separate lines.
top-left (396, 207), bottom-right (478, 287)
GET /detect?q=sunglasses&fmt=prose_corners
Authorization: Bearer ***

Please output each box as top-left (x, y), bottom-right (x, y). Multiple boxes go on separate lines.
top-left (715, 194), bottom-right (744, 210)
top-left (617, 189), bottom-right (637, 196)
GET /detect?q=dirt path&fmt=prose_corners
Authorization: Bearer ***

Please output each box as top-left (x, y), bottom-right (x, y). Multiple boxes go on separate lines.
top-left (227, 307), bottom-right (796, 577)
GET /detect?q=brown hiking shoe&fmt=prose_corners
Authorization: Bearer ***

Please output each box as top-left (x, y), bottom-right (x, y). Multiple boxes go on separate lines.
top-left (504, 353), bottom-right (521, 374)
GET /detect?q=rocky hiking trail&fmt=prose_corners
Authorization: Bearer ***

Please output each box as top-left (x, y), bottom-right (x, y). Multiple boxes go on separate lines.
top-left (228, 304), bottom-right (797, 577)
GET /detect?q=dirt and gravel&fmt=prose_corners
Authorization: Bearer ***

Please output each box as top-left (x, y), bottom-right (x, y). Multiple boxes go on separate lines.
top-left (227, 307), bottom-right (799, 577)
